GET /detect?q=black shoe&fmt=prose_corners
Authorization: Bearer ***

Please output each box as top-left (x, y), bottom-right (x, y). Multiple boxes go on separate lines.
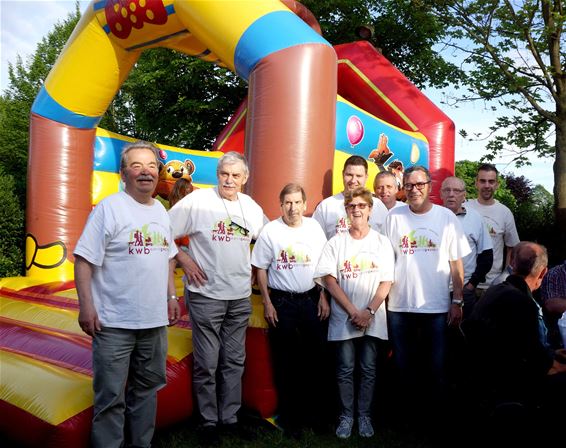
top-left (221, 422), bottom-right (256, 441)
top-left (197, 425), bottom-right (220, 447)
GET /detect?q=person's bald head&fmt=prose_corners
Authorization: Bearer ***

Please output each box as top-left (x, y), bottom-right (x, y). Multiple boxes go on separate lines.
top-left (512, 242), bottom-right (548, 291)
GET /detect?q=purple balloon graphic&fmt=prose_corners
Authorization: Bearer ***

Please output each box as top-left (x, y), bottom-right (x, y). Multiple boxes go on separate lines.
top-left (347, 115), bottom-right (364, 147)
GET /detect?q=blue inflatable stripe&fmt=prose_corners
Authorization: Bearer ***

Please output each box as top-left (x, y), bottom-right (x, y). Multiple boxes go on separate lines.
top-left (31, 87), bottom-right (102, 129)
top-left (93, 1), bottom-right (105, 12)
top-left (234, 11), bottom-right (330, 80)
top-left (94, 136), bottom-right (220, 185)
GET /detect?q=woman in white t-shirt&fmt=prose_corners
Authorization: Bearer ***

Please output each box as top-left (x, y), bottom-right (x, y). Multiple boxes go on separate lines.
top-left (315, 188), bottom-right (394, 439)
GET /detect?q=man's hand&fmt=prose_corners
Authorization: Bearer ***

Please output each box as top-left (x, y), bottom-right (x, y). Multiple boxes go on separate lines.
top-left (168, 299), bottom-right (181, 326)
top-left (263, 300), bottom-right (278, 327)
top-left (447, 303), bottom-right (463, 327)
top-left (78, 301), bottom-right (101, 337)
top-left (318, 290), bottom-right (330, 320)
top-left (177, 252), bottom-right (207, 287)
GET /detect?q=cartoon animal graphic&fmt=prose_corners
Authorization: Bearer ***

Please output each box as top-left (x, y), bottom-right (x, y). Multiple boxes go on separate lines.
top-left (369, 133), bottom-right (394, 171)
top-left (155, 159), bottom-right (196, 201)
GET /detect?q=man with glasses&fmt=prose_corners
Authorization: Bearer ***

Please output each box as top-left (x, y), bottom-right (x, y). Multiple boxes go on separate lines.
top-left (466, 163), bottom-right (520, 289)
top-left (169, 152), bottom-right (266, 444)
top-left (313, 155), bottom-right (388, 237)
top-left (440, 176), bottom-right (493, 317)
top-left (384, 166), bottom-right (470, 426)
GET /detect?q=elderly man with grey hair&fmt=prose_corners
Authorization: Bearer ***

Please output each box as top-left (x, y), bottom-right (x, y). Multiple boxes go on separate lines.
top-left (440, 176), bottom-right (493, 317)
top-left (169, 151), bottom-right (265, 443)
top-left (465, 242), bottom-right (566, 444)
top-left (75, 141), bottom-right (180, 448)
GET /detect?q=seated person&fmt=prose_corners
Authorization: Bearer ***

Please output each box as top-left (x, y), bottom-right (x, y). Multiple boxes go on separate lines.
top-left (464, 242), bottom-right (565, 440)
top-left (540, 260), bottom-right (566, 348)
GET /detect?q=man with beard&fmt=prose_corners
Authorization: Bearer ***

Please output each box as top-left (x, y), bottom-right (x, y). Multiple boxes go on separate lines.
top-left (466, 163), bottom-right (519, 290)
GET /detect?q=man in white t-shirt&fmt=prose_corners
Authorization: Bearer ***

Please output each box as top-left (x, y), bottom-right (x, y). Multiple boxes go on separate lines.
top-left (440, 176), bottom-right (493, 317)
top-left (373, 171), bottom-right (406, 211)
top-left (251, 183), bottom-right (329, 437)
top-left (313, 155), bottom-right (388, 237)
top-left (169, 152), bottom-right (265, 442)
top-left (74, 142), bottom-right (180, 448)
top-left (384, 166), bottom-right (470, 421)
top-left (466, 163), bottom-right (520, 289)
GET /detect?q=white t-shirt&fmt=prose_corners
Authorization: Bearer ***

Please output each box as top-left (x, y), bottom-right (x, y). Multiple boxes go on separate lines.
top-left (457, 207), bottom-right (493, 284)
top-left (384, 204), bottom-right (471, 313)
top-left (314, 229), bottom-right (394, 341)
top-left (74, 192), bottom-right (178, 329)
top-left (466, 199), bottom-right (520, 286)
top-left (312, 192), bottom-right (389, 239)
top-left (251, 217), bottom-right (327, 293)
top-left (169, 187), bottom-right (265, 300)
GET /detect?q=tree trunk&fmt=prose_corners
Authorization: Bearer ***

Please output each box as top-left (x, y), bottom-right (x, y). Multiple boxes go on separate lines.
top-left (553, 114), bottom-right (566, 263)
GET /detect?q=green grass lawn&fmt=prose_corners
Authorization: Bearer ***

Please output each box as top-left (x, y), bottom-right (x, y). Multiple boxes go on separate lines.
top-left (152, 413), bottom-right (440, 448)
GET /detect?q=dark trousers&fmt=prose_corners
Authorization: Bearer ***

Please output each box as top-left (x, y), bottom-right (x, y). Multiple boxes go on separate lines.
top-left (269, 288), bottom-right (328, 428)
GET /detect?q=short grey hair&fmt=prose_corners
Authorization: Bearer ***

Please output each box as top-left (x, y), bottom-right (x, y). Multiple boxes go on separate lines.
top-left (441, 176), bottom-right (465, 190)
top-left (217, 151), bottom-right (249, 178)
top-left (403, 165), bottom-right (431, 183)
top-left (120, 141), bottom-right (159, 171)
top-left (512, 242), bottom-right (548, 277)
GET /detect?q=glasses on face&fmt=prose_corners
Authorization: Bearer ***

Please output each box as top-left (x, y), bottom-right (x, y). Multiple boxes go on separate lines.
top-left (345, 202), bottom-right (369, 211)
top-left (403, 181), bottom-right (431, 191)
top-left (441, 188), bottom-right (465, 194)
top-left (229, 220), bottom-right (249, 236)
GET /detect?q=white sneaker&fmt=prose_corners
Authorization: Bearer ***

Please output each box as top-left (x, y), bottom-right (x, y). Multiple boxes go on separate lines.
top-left (335, 415), bottom-right (354, 439)
top-left (358, 416), bottom-right (374, 438)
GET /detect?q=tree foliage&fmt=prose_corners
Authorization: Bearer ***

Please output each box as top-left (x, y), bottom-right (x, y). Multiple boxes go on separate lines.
top-left (303, 0), bottom-right (463, 88)
top-left (433, 0), bottom-right (565, 256)
top-left (502, 173), bottom-right (533, 204)
top-left (101, 49), bottom-right (247, 149)
top-left (455, 160), bottom-right (517, 211)
top-left (0, 5), bottom-right (81, 205)
top-left (0, 170), bottom-right (24, 277)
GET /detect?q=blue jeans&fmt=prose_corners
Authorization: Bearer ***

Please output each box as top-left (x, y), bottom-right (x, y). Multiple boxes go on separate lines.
top-left (388, 311), bottom-right (447, 401)
top-left (335, 336), bottom-right (379, 418)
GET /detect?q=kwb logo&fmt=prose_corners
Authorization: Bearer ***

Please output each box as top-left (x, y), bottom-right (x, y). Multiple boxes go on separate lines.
top-left (105, 0), bottom-right (168, 39)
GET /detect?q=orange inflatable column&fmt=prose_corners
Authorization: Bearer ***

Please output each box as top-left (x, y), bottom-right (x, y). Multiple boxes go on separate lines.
top-left (245, 44), bottom-right (337, 218)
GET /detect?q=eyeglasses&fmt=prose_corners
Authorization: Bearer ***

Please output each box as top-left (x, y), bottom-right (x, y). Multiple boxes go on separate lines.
top-left (345, 203), bottom-right (369, 210)
top-left (403, 181), bottom-right (431, 191)
top-left (229, 220), bottom-right (249, 236)
top-left (441, 188), bottom-right (465, 194)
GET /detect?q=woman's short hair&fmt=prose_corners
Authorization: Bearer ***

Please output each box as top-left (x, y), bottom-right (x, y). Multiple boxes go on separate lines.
top-left (344, 187), bottom-right (373, 207)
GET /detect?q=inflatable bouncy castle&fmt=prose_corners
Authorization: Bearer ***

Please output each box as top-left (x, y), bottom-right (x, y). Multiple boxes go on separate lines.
top-left (0, 1), bottom-right (455, 446)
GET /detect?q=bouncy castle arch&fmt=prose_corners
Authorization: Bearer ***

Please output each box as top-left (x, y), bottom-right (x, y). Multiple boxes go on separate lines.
top-left (0, 1), bottom-right (455, 446)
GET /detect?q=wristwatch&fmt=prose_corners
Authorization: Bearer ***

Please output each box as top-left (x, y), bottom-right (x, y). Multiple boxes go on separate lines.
top-left (451, 299), bottom-right (464, 307)
top-left (366, 306), bottom-right (376, 316)
top-left (168, 295), bottom-right (178, 302)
